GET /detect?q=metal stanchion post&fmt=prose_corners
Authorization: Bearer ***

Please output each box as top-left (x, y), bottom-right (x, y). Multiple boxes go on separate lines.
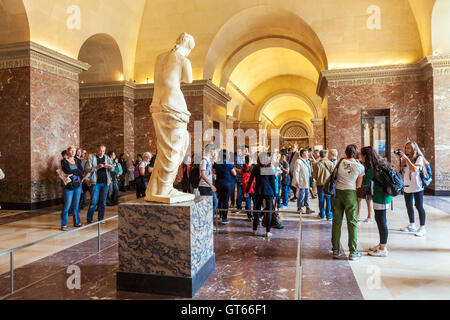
top-left (98, 223), bottom-right (101, 252)
top-left (10, 251), bottom-right (14, 294)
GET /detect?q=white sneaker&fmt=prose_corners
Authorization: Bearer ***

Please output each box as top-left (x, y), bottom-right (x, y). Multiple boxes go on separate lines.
top-left (368, 248), bottom-right (388, 257)
top-left (265, 232), bottom-right (272, 238)
top-left (363, 218), bottom-right (374, 223)
top-left (368, 244), bottom-right (380, 252)
top-left (415, 227), bottom-right (426, 237)
top-left (400, 224), bottom-right (417, 232)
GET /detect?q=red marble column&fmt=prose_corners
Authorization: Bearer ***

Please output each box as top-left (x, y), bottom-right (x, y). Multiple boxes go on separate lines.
top-left (311, 118), bottom-right (325, 149)
top-left (0, 42), bottom-right (89, 209)
top-left (0, 67), bottom-right (32, 204)
top-left (423, 55), bottom-right (450, 194)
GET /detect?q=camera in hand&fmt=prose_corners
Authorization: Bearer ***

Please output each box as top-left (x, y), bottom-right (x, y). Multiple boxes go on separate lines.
top-left (394, 149), bottom-right (402, 155)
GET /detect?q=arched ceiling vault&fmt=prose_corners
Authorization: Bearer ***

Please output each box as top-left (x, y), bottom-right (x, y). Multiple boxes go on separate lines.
top-left (0, 0), bottom-right (30, 45)
top-left (234, 75), bottom-right (321, 122)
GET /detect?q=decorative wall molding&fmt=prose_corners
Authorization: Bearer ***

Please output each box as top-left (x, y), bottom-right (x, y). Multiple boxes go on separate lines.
top-left (421, 54), bottom-right (450, 78)
top-left (135, 80), bottom-right (231, 107)
top-left (0, 41), bottom-right (90, 81)
top-left (318, 54), bottom-right (450, 91)
top-left (238, 121), bottom-right (264, 130)
top-left (80, 81), bottom-right (136, 99)
top-left (311, 118), bottom-right (324, 126)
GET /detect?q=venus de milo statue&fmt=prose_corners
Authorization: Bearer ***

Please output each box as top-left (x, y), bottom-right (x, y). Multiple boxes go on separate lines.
top-left (145, 33), bottom-right (196, 204)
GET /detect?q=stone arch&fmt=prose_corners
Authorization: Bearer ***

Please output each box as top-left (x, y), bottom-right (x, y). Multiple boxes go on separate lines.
top-left (432, 0), bottom-right (450, 54)
top-left (280, 120), bottom-right (312, 137)
top-left (204, 5), bottom-right (328, 86)
top-left (0, 0), bottom-right (30, 44)
top-left (279, 120), bottom-right (313, 149)
top-left (78, 33), bottom-right (123, 83)
top-left (255, 89), bottom-right (321, 121)
top-left (219, 37), bottom-right (322, 90)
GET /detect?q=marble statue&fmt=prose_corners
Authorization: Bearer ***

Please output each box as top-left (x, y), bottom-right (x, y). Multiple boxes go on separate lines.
top-left (145, 33), bottom-right (196, 204)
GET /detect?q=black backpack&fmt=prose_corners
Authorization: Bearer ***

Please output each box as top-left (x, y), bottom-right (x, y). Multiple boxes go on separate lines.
top-left (189, 164), bottom-right (201, 189)
top-left (374, 166), bottom-right (404, 197)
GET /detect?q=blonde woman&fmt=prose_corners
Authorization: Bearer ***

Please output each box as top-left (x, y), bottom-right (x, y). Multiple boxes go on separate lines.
top-left (398, 141), bottom-right (429, 237)
top-left (137, 152), bottom-right (152, 198)
top-left (60, 146), bottom-right (85, 231)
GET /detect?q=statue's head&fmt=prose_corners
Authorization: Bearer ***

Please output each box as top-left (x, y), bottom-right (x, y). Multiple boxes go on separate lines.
top-left (175, 32), bottom-right (195, 57)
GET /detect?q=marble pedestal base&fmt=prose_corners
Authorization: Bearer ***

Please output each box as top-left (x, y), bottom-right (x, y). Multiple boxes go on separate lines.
top-left (117, 196), bottom-right (215, 298)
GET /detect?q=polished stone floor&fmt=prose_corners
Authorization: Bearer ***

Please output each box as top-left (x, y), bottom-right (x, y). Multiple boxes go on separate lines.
top-left (0, 191), bottom-right (449, 300)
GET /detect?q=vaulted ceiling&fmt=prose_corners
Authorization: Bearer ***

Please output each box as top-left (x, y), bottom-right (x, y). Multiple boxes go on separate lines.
top-left (2, 0), bottom-right (446, 132)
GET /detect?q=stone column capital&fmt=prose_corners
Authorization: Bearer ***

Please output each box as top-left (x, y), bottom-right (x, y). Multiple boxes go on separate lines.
top-left (311, 118), bottom-right (324, 126)
top-left (0, 41), bottom-right (90, 81)
top-left (80, 81), bottom-right (136, 99)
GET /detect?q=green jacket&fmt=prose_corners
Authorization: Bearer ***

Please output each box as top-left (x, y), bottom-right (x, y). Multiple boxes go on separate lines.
top-left (313, 159), bottom-right (334, 186)
top-left (362, 168), bottom-right (393, 205)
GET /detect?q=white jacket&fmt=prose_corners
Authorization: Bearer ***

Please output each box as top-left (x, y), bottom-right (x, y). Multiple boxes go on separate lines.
top-left (292, 158), bottom-right (311, 189)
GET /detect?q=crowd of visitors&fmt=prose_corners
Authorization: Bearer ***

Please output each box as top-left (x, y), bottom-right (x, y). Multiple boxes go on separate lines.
top-left (55, 139), bottom-right (431, 260)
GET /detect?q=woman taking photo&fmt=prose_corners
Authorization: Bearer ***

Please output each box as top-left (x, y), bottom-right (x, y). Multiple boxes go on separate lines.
top-left (60, 146), bottom-right (86, 231)
top-left (399, 141), bottom-right (428, 237)
top-left (360, 146), bottom-right (393, 257)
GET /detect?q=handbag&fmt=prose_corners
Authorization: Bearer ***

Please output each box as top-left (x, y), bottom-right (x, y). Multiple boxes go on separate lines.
top-left (262, 211), bottom-right (282, 228)
top-left (323, 158), bottom-right (344, 196)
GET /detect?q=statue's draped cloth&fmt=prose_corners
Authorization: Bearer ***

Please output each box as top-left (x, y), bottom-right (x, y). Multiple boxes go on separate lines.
top-left (148, 104), bottom-right (190, 194)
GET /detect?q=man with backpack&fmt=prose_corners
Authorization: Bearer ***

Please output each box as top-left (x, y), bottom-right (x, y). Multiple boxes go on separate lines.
top-left (313, 150), bottom-right (335, 221)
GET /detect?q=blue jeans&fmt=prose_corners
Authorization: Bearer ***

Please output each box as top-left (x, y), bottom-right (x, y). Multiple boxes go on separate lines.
top-left (245, 193), bottom-right (255, 218)
top-left (317, 186), bottom-right (332, 219)
top-left (61, 186), bottom-right (82, 228)
top-left (404, 190), bottom-right (426, 226)
top-left (199, 186), bottom-right (218, 217)
top-left (281, 185), bottom-right (290, 206)
top-left (375, 209), bottom-right (388, 244)
top-left (87, 183), bottom-right (110, 223)
top-left (297, 188), bottom-right (310, 208)
top-left (107, 179), bottom-right (119, 205)
top-left (236, 182), bottom-right (243, 210)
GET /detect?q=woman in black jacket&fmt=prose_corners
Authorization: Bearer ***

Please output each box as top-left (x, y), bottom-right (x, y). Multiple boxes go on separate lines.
top-left (244, 152), bottom-right (277, 237)
top-left (60, 146), bottom-right (86, 231)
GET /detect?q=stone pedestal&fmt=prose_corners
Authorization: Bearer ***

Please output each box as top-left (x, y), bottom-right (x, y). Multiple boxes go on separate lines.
top-left (117, 196), bottom-right (215, 298)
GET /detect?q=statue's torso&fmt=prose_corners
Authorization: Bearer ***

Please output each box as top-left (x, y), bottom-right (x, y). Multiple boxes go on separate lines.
top-left (151, 51), bottom-right (189, 114)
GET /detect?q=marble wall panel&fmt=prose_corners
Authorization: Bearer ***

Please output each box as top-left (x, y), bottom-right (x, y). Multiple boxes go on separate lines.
top-left (0, 67), bottom-right (31, 204)
top-left (30, 67), bottom-right (80, 202)
top-left (134, 98), bottom-right (155, 156)
top-left (432, 74), bottom-right (450, 191)
top-left (327, 81), bottom-right (426, 168)
top-left (123, 97), bottom-right (135, 162)
top-left (80, 96), bottom-right (125, 154)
